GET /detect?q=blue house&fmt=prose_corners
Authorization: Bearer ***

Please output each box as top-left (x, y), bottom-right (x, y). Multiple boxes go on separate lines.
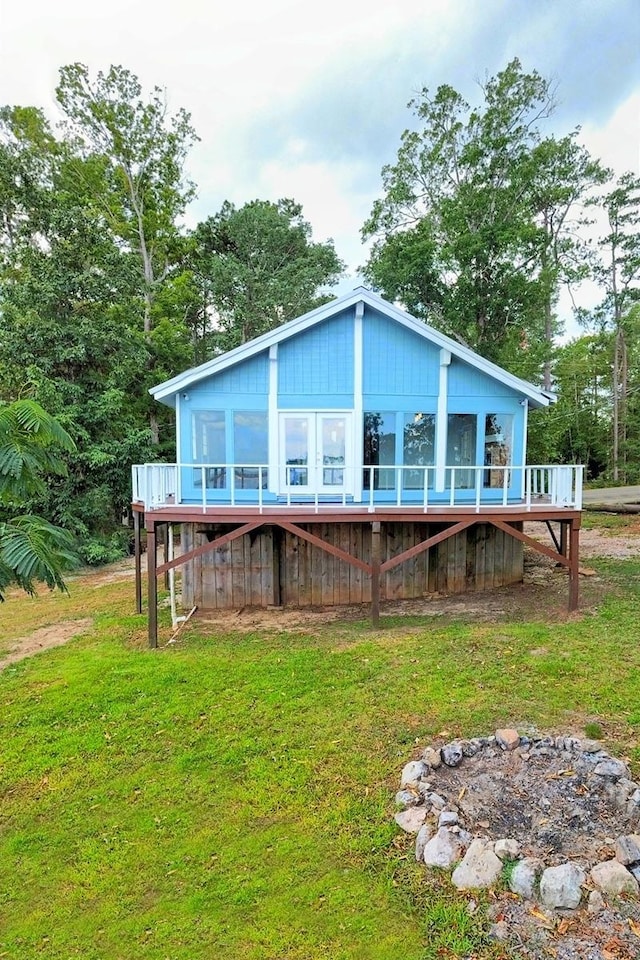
top-left (132, 288), bottom-right (583, 644)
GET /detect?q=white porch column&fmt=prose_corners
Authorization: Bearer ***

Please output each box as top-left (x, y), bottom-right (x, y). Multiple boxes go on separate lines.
top-left (435, 349), bottom-right (451, 493)
top-left (353, 301), bottom-right (364, 501)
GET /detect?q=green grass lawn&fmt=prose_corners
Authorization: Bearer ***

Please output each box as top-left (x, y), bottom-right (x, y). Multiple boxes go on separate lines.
top-left (1, 552), bottom-right (639, 959)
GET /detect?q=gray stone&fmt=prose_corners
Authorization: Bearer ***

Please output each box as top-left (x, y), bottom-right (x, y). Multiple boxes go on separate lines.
top-left (539, 862), bottom-right (585, 909)
top-left (590, 859), bottom-right (639, 898)
top-left (489, 920), bottom-right (510, 942)
top-left (394, 807), bottom-right (427, 833)
top-left (632, 788), bottom-right (640, 806)
top-left (615, 834), bottom-right (640, 866)
top-left (415, 823), bottom-right (433, 862)
top-left (581, 739), bottom-right (603, 753)
top-left (451, 838), bottom-right (503, 890)
top-left (441, 741), bottom-right (464, 767)
top-left (423, 827), bottom-right (468, 868)
top-left (509, 858), bottom-right (544, 900)
top-left (400, 760), bottom-right (427, 788)
top-left (630, 863), bottom-right (640, 882)
top-left (495, 728), bottom-right (520, 751)
top-left (616, 778), bottom-right (637, 799)
top-left (395, 789), bottom-right (422, 809)
top-left (421, 746), bottom-right (442, 769)
top-left (593, 757), bottom-right (628, 780)
top-left (587, 889), bottom-right (605, 914)
top-left (428, 792), bottom-right (446, 810)
top-left (494, 838), bottom-right (521, 861)
top-left (462, 738), bottom-right (482, 757)
top-left (438, 810), bottom-right (459, 827)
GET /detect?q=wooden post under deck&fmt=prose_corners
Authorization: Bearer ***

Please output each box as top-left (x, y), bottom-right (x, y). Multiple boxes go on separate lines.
top-left (560, 521), bottom-right (569, 558)
top-left (147, 521), bottom-right (158, 648)
top-left (569, 519), bottom-right (580, 612)
top-left (133, 508), bottom-right (142, 615)
top-left (371, 521), bottom-right (381, 627)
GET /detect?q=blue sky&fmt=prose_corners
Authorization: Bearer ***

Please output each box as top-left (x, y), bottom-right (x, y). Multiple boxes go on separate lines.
top-left (1, 0), bottom-right (638, 320)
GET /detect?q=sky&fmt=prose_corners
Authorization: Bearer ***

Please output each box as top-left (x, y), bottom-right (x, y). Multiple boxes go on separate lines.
top-left (1, 0), bottom-right (639, 325)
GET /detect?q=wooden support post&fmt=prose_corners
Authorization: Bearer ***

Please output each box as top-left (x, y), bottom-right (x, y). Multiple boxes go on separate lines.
top-left (134, 509), bottom-right (143, 614)
top-left (569, 520), bottom-right (580, 612)
top-left (560, 521), bottom-right (568, 558)
top-left (147, 521), bottom-right (158, 649)
top-left (371, 521), bottom-right (381, 627)
top-left (162, 523), bottom-right (170, 589)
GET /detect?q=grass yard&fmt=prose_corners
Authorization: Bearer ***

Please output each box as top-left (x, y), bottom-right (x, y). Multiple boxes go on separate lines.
top-left (1, 541), bottom-right (639, 959)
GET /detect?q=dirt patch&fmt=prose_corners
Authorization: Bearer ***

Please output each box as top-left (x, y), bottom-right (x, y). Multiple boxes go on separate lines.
top-left (0, 619), bottom-right (92, 671)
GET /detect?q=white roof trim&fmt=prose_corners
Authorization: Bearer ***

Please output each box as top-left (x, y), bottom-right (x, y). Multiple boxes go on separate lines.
top-left (150, 287), bottom-right (553, 409)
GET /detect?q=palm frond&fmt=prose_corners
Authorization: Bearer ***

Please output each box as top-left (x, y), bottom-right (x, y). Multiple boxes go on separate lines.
top-left (0, 516), bottom-right (78, 600)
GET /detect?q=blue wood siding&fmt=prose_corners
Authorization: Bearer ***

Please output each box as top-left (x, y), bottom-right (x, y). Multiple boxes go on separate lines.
top-left (363, 307), bottom-right (439, 397)
top-left (448, 357), bottom-right (519, 398)
top-left (191, 352), bottom-right (269, 395)
top-left (278, 310), bottom-right (354, 407)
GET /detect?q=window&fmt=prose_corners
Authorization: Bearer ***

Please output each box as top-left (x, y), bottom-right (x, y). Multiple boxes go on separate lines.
top-left (483, 414), bottom-right (513, 488)
top-left (447, 414), bottom-right (477, 488)
top-left (192, 411), bottom-right (226, 488)
top-left (363, 412), bottom-right (396, 490)
top-left (233, 412), bottom-right (268, 488)
top-left (403, 413), bottom-right (435, 489)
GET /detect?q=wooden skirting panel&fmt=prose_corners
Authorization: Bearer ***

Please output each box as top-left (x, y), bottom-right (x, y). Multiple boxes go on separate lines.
top-left (180, 521), bottom-right (524, 610)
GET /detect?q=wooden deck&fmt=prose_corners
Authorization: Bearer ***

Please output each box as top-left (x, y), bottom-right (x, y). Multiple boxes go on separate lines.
top-left (133, 501), bottom-right (581, 647)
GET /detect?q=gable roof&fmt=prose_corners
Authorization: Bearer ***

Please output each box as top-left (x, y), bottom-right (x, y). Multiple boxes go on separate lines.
top-left (150, 286), bottom-right (554, 408)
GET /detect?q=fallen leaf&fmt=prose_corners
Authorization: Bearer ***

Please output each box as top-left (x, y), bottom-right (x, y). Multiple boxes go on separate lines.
top-left (629, 918), bottom-right (640, 937)
top-left (556, 918), bottom-right (573, 935)
top-left (457, 787), bottom-right (466, 802)
top-left (529, 906), bottom-right (555, 929)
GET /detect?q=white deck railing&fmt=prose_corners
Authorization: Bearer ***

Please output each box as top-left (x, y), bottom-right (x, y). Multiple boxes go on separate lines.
top-left (132, 463), bottom-right (584, 513)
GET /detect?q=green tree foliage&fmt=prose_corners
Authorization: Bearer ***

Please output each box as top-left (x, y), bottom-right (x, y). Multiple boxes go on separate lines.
top-left (588, 173), bottom-right (640, 481)
top-left (55, 64), bottom-right (197, 442)
top-left (191, 198), bottom-right (344, 352)
top-left (363, 59), bottom-right (605, 380)
top-left (0, 399), bottom-right (77, 598)
top-left (528, 333), bottom-right (611, 476)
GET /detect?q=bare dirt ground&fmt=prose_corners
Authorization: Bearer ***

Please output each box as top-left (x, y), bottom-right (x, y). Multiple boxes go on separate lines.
top-left (0, 618), bottom-right (93, 671)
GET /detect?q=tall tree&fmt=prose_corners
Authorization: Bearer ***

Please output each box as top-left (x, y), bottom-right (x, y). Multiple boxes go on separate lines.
top-left (589, 173), bottom-right (640, 481)
top-left (192, 198), bottom-right (344, 352)
top-left (363, 59), bottom-right (603, 380)
top-left (0, 102), bottom-right (158, 561)
top-left (55, 64), bottom-right (198, 440)
top-left (0, 399), bottom-right (76, 598)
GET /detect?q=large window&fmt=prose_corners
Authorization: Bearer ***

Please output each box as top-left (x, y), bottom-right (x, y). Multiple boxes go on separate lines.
top-left (403, 413), bottom-right (435, 489)
top-left (192, 411), bottom-right (226, 488)
top-left (483, 413), bottom-right (513, 488)
top-left (234, 412), bottom-right (268, 488)
top-left (363, 412), bottom-right (396, 489)
top-left (447, 414), bottom-right (477, 488)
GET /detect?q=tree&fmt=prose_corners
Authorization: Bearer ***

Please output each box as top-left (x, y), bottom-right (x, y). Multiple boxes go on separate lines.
top-left (191, 198), bottom-right (344, 352)
top-left (0, 102), bottom-right (160, 561)
top-left (56, 63), bottom-right (198, 441)
top-left (363, 59), bottom-right (604, 380)
top-left (589, 173), bottom-right (640, 481)
top-left (0, 399), bottom-right (76, 599)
